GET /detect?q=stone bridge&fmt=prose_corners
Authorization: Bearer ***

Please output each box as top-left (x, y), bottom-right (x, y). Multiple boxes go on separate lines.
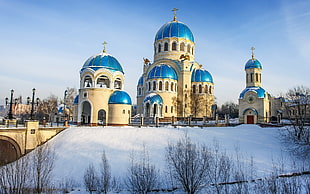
top-left (0, 121), bottom-right (66, 165)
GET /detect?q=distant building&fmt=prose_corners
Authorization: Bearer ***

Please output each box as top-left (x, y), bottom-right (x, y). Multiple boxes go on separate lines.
top-left (136, 11), bottom-right (215, 119)
top-left (74, 43), bottom-right (132, 126)
top-left (238, 48), bottom-right (285, 124)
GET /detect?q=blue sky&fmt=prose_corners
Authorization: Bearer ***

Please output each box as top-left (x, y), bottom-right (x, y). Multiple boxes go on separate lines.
top-left (0, 0), bottom-right (309, 105)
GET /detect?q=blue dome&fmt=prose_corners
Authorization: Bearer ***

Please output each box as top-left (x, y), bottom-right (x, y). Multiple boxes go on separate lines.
top-left (81, 53), bottom-right (124, 73)
top-left (137, 76), bottom-right (144, 86)
top-left (147, 64), bottom-right (178, 80)
top-left (191, 69), bottom-right (213, 83)
top-left (108, 91), bottom-right (132, 105)
top-left (73, 95), bottom-right (79, 105)
top-left (143, 93), bottom-right (163, 105)
top-left (155, 21), bottom-right (194, 42)
top-left (239, 86), bottom-right (266, 99)
top-left (245, 59), bottom-right (262, 70)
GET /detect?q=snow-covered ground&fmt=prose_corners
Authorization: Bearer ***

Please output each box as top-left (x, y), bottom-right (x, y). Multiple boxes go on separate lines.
top-left (49, 124), bottom-right (301, 188)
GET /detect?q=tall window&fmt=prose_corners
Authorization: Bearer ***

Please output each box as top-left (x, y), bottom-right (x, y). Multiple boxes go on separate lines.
top-left (205, 85), bottom-right (208, 93)
top-left (172, 42), bottom-right (177, 51)
top-left (159, 81), bottom-right (162, 91)
top-left (152, 81), bottom-right (156, 91)
top-left (148, 82), bottom-right (151, 91)
top-left (84, 76), bottom-right (92, 88)
top-left (114, 78), bottom-right (122, 89)
top-left (187, 45), bottom-right (191, 53)
top-left (199, 85), bottom-right (202, 93)
top-left (165, 82), bottom-right (169, 91)
top-left (158, 43), bottom-right (161, 53)
top-left (164, 42), bottom-right (168, 51)
top-left (193, 85), bottom-right (196, 93)
top-left (97, 75), bottom-right (110, 88)
top-left (171, 82), bottom-right (174, 91)
top-left (180, 42), bottom-right (185, 51)
top-left (256, 73), bottom-right (259, 82)
top-left (171, 106), bottom-right (174, 113)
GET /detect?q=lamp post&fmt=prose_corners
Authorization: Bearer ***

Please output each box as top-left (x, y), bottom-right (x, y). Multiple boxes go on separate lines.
top-left (27, 88), bottom-right (39, 120)
top-left (64, 90), bottom-right (68, 126)
top-left (5, 89), bottom-right (14, 120)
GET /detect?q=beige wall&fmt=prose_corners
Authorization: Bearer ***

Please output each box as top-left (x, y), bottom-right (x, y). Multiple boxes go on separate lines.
top-left (108, 104), bottom-right (131, 125)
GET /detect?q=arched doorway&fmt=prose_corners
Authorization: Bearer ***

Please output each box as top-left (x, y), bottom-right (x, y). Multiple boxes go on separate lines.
top-left (243, 108), bottom-right (258, 124)
top-left (145, 103), bottom-right (150, 117)
top-left (0, 136), bottom-right (21, 165)
top-left (153, 104), bottom-right (158, 116)
top-left (98, 109), bottom-right (106, 126)
top-left (81, 101), bottom-right (91, 125)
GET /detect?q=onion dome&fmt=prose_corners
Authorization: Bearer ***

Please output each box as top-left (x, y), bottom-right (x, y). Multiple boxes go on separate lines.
top-left (239, 86), bottom-right (266, 99)
top-left (245, 58), bottom-right (262, 70)
top-left (191, 69), bottom-right (213, 83)
top-left (155, 20), bottom-right (194, 43)
top-left (73, 95), bottom-right (79, 105)
top-left (81, 52), bottom-right (124, 73)
top-left (143, 93), bottom-right (163, 105)
top-left (137, 76), bottom-right (144, 86)
top-left (147, 64), bottom-right (178, 80)
top-left (108, 91), bottom-right (132, 105)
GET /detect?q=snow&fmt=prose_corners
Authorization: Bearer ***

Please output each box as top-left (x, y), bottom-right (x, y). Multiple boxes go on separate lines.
top-left (48, 124), bottom-right (297, 188)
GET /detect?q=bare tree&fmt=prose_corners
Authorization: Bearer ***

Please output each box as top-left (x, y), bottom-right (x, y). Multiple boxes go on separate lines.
top-left (100, 150), bottom-right (111, 194)
top-left (84, 163), bottom-right (99, 194)
top-left (283, 86), bottom-right (310, 158)
top-left (31, 143), bottom-right (56, 194)
top-left (190, 94), bottom-right (205, 118)
top-left (207, 140), bottom-right (232, 194)
top-left (125, 148), bottom-right (159, 193)
top-left (166, 134), bottom-right (211, 194)
top-left (37, 94), bottom-right (58, 124)
top-left (0, 156), bottom-right (30, 194)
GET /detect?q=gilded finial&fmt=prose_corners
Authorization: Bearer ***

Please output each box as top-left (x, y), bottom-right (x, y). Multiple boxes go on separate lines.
top-left (251, 46), bottom-right (255, 60)
top-left (102, 41), bottom-right (108, 53)
top-left (172, 8), bottom-right (179, 21)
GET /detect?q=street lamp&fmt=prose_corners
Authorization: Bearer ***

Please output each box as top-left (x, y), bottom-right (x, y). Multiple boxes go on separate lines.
top-left (5, 89), bottom-right (14, 120)
top-left (27, 88), bottom-right (39, 120)
top-left (64, 90), bottom-right (68, 126)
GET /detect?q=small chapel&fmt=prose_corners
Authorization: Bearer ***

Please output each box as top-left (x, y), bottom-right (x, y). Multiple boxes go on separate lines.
top-left (73, 42), bottom-right (132, 126)
top-left (238, 48), bottom-right (284, 124)
top-left (136, 9), bottom-right (215, 120)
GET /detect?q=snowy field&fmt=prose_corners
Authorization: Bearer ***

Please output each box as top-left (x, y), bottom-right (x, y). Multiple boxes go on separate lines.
top-left (48, 124), bottom-right (306, 191)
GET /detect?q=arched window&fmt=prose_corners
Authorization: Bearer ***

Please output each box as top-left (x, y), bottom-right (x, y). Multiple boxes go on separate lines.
top-left (84, 75), bottom-right (92, 88)
top-left (165, 105), bottom-right (168, 113)
top-left (171, 106), bottom-right (174, 113)
top-left (259, 74), bottom-right (262, 83)
top-left (205, 85), bottom-right (208, 93)
top-left (152, 81), bottom-right (156, 91)
top-left (148, 82), bottom-right (151, 91)
top-left (164, 42), bottom-right (168, 51)
top-left (180, 42), bottom-right (185, 51)
top-left (171, 82), bottom-right (174, 91)
top-left (159, 81), bottom-right (162, 91)
top-left (250, 73), bottom-right (253, 82)
top-left (256, 73), bottom-right (259, 82)
top-left (96, 75), bottom-right (110, 88)
top-left (199, 85), bottom-right (202, 93)
top-left (172, 42), bottom-right (177, 51)
top-left (192, 47), bottom-right (194, 55)
top-left (158, 43), bottom-right (161, 53)
top-left (185, 94), bottom-right (187, 99)
top-left (165, 82), bottom-right (169, 91)
top-left (209, 86), bottom-right (212, 94)
top-left (185, 84), bottom-right (187, 88)
top-left (187, 45), bottom-right (191, 53)
top-left (114, 78), bottom-right (122, 89)
top-left (193, 85), bottom-right (196, 93)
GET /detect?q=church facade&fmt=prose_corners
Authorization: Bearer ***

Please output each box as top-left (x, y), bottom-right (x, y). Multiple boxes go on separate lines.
top-left (136, 12), bottom-right (215, 119)
top-left (74, 45), bottom-right (132, 126)
top-left (238, 48), bottom-right (284, 124)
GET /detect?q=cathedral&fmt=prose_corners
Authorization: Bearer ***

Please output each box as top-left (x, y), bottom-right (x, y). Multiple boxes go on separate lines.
top-left (136, 10), bottom-right (215, 120)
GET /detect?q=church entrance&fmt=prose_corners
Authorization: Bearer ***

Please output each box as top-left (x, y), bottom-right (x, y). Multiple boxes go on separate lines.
top-left (247, 115), bottom-right (254, 124)
top-left (98, 109), bottom-right (106, 126)
top-left (81, 101), bottom-right (91, 125)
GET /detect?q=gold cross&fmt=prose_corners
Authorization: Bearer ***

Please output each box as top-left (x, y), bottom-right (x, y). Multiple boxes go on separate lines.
top-left (102, 41), bottom-right (107, 53)
top-left (251, 46), bottom-right (255, 59)
top-left (172, 8), bottom-right (179, 21)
